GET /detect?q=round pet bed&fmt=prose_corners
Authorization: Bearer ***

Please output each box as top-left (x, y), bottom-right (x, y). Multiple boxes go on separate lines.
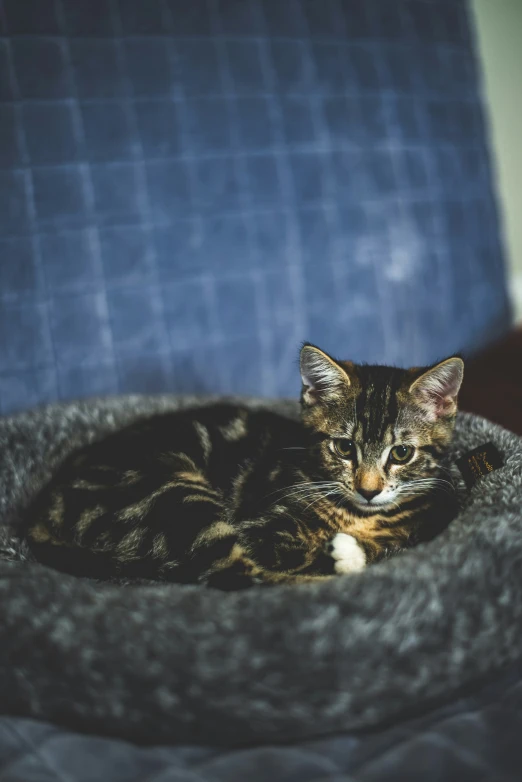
top-left (0, 396), bottom-right (521, 747)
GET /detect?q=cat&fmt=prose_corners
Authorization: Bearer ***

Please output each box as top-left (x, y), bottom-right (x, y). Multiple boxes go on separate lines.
top-left (24, 344), bottom-right (463, 590)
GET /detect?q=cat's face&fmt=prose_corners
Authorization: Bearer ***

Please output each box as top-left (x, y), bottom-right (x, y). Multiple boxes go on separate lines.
top-left (299, 345), bottom-right (464, 512)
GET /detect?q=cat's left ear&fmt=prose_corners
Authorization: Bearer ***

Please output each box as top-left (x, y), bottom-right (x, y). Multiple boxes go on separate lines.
top-left (409, 357), bottom-right (464, 420)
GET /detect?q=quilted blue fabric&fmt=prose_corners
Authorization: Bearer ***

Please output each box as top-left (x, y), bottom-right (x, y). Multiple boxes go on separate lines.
top-left (0, 0), bottom-right (511, 414)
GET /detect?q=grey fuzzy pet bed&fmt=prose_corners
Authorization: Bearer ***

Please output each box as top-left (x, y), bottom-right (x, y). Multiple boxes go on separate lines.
top-left (0, 395), bottom-right (521, 748)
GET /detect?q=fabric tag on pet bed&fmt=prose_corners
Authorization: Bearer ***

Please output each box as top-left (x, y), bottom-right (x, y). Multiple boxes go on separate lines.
top-left (456, 442), bottom-right (504, 489)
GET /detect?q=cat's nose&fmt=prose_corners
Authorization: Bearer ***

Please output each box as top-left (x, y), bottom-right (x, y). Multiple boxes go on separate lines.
top-left (358, 488), bottom-right (381, 502)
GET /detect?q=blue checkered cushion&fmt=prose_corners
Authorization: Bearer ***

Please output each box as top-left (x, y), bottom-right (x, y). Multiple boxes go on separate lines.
top-left (0, 0), bottom-right (511, 414)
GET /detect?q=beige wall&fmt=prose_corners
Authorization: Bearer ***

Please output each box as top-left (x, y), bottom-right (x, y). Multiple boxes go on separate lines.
top-left (471, 0), bottom-right (522, 320)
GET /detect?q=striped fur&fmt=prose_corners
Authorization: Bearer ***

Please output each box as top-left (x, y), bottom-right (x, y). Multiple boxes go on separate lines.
top-left (24, 346), bottom-right (463, 589)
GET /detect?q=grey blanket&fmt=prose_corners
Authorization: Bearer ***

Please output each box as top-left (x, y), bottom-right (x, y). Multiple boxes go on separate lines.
top-left (0, 396), bottom-right (521, 748)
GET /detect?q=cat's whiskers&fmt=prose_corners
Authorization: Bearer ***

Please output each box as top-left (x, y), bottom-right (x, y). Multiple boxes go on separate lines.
top-left (437, 465), bottom-right (459, 481)
top-left (395, 477), bottom-right (454, 497)
top-left (302, 485), bottom-right (343, 512)
top-left (275, 486), bottom-right (340, 505)
top-left (410, 477), bottom-right (454, 490)
top-left (272, 481), bottom-right (343, 507)
top-left (267, 480), bottom-right (339, 500)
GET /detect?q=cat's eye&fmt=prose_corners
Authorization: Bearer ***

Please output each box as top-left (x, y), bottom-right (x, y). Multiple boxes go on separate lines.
top-left (389, 445), bottom-right (414, 464)
top-left (333, 438), bottom-right (354, 459)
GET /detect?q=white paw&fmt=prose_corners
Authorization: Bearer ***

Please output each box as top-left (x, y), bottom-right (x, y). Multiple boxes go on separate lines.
top-left (327, 533), bottom-right (366, 574)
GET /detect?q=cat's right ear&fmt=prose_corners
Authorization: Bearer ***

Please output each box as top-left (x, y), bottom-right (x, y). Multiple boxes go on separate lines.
top-left (300, 344), bottom-right (351, 406)
top-left (409, 356), bottom-right (464, 421)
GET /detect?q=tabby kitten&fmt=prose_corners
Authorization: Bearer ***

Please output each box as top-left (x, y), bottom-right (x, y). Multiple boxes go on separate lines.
top-left (25, 345), bottom-right (463, 589)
